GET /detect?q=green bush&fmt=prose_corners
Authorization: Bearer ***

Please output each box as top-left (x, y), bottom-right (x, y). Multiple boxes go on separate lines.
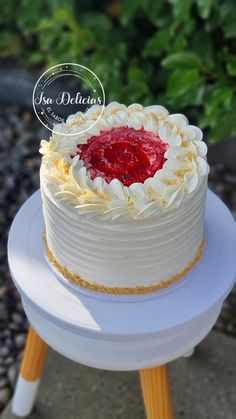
top-left (1, 0), bottom-right (236, 142)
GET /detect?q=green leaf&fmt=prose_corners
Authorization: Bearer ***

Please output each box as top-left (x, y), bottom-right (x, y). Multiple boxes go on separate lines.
top-left (219, 2), bottom-right (236, 38)
top-left (226, 55), bottom-right (236, 76)
top-left (211, 86), bottom-right (233, 107)
top-left (208, 112), bottom-right (236, 142)
top-left (225, 22), bottom-right (236, 39)
top-left (142, 0), bottom-right (165, 24)
top-left (128, 67), bottom-right (147, 86)
top-left (200, 85), bottom-right (233, 130)
top-left (143, 29), bottom-right (170, 57)
top-left (36, 19), bottom-right (56, 31)
top-left (205, 86), bottom-right (233, 115)
top-left (128, 67), bottom-right (147, 82)
top-left (81, 13), bottom-right (111, 37)
top-left (26, 51), bottom-right (44, 64)
top-left (197, 0), bottom-right (215, 19)
top-left (79, 14), bottom-right (112, 46)
top-left (121, 0), bottom-right (143, 25)
top-left (127, 67), bottom-right (149, 97)
top-left (0, 0), bottom-right (18, 25)
top-left (167, 69), bottom-right (200, 97)
top-left (18, 0), bottom-right (45, 34)
top-left (162, 52), bottom-right (200, 69)
top-left (191, 32), bottom-right (215, 70)
top-left (200, 107), bottom-right (219, 129)
top-left (182, 18), bottom-right (196, 36)
top-left (52, 7), bottom-right (77, 30)
top-left (51, 33), bottom-right (73, 61)
top-left (171, 33), bottom-right (187, 52)
top-left (0, 31), bottom-right (21, 57)
top-left (167, 83), bottom-right (205, 108)
top-left (168, 0), bottom-right (194, 20)
top-left (72, 26), bottom-right (97, 55)
top-left (219, 1), bottom-right (236, 20)
top-left (36, 7), bottom-right (77, 32)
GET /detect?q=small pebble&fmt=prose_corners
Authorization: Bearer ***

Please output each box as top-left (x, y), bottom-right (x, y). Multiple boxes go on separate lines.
top-left (2, 329), bottom-right (11, 338)
top-left (3, 127), bottom-right (13, 140)
top-left (0, 303), bottom-right (8, 323)
top-left (4, 357), bottom-right (14, 366)
top-left (226, 323), bottom-right (234, 333)
top-left (17, 350), bottom-right (24, 361)
top-left (0, 367), bottom-right (5, 376)
top-left (0, 287), bottom-right (7, 298)
top-left (0, 347), bottom-right (9, 358)
top-left (0, 387), bottom-right (11, 405)
top-left (220, 310), bottom-right (234, 322)
top-left (11, 312), bottom-right (23, 325)
top-left (16, 301), bottom-right (23, 312)
top-left (7, 363), bottom-right (18, 387)
top-left (22, 111), bottom-right (32, 123)
top-left (15, 334), bottom-right (26, 349)
top-left (0, 377), bottom-right (8, 389)
top-left (5, 337), bottom-right (13, 348)
top-left (9, 323), bottom-right (19, 331)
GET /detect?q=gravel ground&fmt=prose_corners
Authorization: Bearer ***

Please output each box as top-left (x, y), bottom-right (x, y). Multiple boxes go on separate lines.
top-left (0, 105), bottom-right (236, 411)
top-left (0, 105), bottom-right (45, 410)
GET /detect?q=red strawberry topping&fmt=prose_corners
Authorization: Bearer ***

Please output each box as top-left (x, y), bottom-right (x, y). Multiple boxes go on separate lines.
top-left (77, 127), bottom-right (167, 186)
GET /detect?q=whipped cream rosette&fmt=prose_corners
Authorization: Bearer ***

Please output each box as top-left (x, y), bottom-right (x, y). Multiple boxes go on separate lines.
top-left (40, 102), bottom-right (209, 294)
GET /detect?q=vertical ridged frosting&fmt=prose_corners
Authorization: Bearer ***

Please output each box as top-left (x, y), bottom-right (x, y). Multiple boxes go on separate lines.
top-left (41, 172), bottom-right (207, 289)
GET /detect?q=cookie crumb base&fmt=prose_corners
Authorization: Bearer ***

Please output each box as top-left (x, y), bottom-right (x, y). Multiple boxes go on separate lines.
top-left (45, 237), bottom-right (205, 295)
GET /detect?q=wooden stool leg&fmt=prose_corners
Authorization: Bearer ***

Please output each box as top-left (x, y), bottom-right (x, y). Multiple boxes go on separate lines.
top-left (12, 326), bottom-right (49, 417)
top-left (139, 365), bottom-right (174, 419)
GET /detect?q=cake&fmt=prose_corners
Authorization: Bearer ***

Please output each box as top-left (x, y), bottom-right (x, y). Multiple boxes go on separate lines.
top-left (40, 102), bottom-right (209, 294)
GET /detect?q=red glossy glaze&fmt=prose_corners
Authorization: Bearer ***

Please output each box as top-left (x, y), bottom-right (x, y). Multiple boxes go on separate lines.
top-left (77, 127), bottom-right (167, 186)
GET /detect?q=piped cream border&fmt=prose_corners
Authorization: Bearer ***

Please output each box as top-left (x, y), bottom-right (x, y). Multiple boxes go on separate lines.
top-left (40, 102), bottom-right (209, 220)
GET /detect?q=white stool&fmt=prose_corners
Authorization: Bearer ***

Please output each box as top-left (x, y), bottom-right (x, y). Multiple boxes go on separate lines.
top-left (8, 189), bottom-right (236, 418)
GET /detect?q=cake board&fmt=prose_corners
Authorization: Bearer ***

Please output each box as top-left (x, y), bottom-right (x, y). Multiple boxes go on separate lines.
top-left (7, 189), bottom-right (236, 417)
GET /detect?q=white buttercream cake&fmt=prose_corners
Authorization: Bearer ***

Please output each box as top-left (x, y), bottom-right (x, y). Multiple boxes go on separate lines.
top-left (40, 102), bottom-right (209, 294)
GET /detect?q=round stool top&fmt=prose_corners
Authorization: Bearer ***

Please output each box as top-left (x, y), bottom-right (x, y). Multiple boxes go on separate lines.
top-left (8, 190), bottom-right (236, 341)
